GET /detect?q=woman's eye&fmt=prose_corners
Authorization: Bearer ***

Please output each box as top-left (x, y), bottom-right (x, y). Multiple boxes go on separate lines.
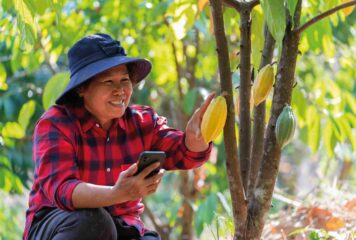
top-left (104, 80), bottom-right (113, 85)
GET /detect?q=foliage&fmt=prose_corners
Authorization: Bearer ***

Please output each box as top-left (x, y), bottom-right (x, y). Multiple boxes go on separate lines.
top-left (0, 190), bottom-right (27, 240)
top-left (0, 0), bottom-right (355, 239)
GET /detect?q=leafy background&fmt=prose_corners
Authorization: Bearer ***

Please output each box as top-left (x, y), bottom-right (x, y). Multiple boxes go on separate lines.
top-left (0, 0), bottom-right (355, 239)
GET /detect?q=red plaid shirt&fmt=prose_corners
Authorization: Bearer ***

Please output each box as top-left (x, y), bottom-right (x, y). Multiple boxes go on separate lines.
top-left (24, 104), bottom-right (211, 239)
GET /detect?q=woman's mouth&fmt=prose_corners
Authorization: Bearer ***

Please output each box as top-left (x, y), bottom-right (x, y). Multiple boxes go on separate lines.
top-left (109, 100), bottom-right (125, 107)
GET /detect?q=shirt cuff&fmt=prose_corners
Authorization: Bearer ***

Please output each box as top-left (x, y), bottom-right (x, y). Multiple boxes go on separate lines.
top-left (181, 135), bottom-right (212, 160)
top-left (55, 179), bottom-right (82, 211)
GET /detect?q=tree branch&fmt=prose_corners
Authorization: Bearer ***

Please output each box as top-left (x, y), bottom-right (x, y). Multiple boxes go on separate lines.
top-left (247, 24), bottom-right (275, 200)
top-left (222, 0), bottom-right (241, 12)
top-left (295, 0), bottom-right (356, 35)
top-left (238, 5), bottom-right (252, 195)
top-left (222, 0), bottom-right (260, 12)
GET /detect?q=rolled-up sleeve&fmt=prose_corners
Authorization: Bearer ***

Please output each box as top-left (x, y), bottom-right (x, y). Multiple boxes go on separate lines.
top-left (34, 119), bottom-right (82, 210)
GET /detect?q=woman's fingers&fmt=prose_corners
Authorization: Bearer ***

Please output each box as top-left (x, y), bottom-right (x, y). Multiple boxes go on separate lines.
top-left (196, 92), bottom-right (216, 117)
top-left (138, 162), bottom-right (160, 179)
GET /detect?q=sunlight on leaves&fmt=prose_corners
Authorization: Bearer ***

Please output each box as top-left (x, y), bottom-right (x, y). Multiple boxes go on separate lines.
top-left (0, 63), bottom-right (8, 91)
top-left (42, 72), bottom-right (70, 110)
top-left (260, 0), bottom-right (285, 50)
top-left (18, 100), bottom-right (36, 131)
top-left (1, 122), bottom-right (25, 139)
top-left (166, 0), bottom-right (197, 40)
top-left (251, 5), bottom-right (264, 73)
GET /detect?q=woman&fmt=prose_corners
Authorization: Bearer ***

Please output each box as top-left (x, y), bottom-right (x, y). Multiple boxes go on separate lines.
top-left (24, 33), bottom-right (214, 240)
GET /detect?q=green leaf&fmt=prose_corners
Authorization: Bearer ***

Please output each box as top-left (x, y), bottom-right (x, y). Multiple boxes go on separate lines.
top-left (306, 107), bottom-right (320, 153)
top-left (166, 0), bottom-right (197, 40)
top-left (17, 17), bottom-right (36, 52)
top-left (14, 0), bottom-right (37, 36)
top-left (18, 100), bottom-right (36, 131)
top-left (251, 5), bottom-right (265, 73)
top-left (216, 192), bottom-right (232, 216)
top-left (32, 0), bottom-right (50, 15)
top-left (292, 88), bottom-right (308, 127)
top-left (345, 92), bottom-right (356, 113)
top-left (194, 193), bottom-right (217, 236)
top-left (1, 0), bottom-right (13, 11)
top-left (260, 0), bottom-right (286, 46)
top-left (2, 122), bottom-right (25, 139)
top-left (42, 72), bottom-right (70, 110)
top-left (0, 63), bottom-right (8, 91)
top-left (0, 156), bottom-right (11, 169)
top-left (309, 230), bottom-right (321, 240)
top-left (339, 117), bottom-right (356, 151)
top-left (183, 89), bottom-right (198, 115)
top-left (330, 116), bottom-right (346, 141)
top-left (285, 0), bottom-right (298, 26)
top-left (0, 168), bottom-right (23, 193)
top-left (323, 120), bottom-right (336, 157)
top-left (288, 227), bottom-right (307, 236)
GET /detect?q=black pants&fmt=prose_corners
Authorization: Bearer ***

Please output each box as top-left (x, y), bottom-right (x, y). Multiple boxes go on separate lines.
top-left (28, 208), bottom-right (160, 240)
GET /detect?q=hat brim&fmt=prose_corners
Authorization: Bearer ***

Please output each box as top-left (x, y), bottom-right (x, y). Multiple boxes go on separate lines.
top-left (55, 55), bottom-right (151, 104)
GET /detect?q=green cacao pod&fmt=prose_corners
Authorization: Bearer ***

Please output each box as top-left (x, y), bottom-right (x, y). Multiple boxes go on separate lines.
top-left (275, 105), bottom-right (296, 148)
top-left (252, 64), bottom-right (274, 106)
top-left (201, 96), bottom-right (227, 143)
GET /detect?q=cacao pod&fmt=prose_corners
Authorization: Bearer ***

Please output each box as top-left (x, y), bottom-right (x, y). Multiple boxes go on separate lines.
top-left (252, 64), bottom-right (274, 106)
top-left (275, 105), bottom-right (296, 148)
top-left (201, 96), bottom-right (227, 143)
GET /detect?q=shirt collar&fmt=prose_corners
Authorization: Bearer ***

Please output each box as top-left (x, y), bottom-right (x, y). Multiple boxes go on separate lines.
top-left (69, 104), bottom-right (126, 132)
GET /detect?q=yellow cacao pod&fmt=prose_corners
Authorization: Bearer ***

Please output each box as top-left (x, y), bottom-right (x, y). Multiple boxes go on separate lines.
top-left (275, 105), bottom-right (296, 149)
top-left (252, 64), bottom-right (274, 106)
top-left (201, 96), bottom-right (227, 143)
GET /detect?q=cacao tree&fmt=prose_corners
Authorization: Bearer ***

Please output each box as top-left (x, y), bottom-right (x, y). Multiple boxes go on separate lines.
top-left (208, 0), bottom-right (355, 238)
top-left (0, 0), bottom-right (355, 239)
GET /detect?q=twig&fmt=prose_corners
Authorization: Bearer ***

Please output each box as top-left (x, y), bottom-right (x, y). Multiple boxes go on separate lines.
top-left (222, 0), bottom-right (260, 12)
top-left (222, 0), bottom-right (241, 11)
top-left (295, 0), bottom-right (356, 35)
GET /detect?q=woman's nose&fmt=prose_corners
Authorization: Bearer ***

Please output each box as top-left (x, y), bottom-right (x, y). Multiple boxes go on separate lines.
top-left (112, 85), bottom-right (124, 95)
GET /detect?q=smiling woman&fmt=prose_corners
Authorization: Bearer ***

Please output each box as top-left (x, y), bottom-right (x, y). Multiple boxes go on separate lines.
top-left (24, 33), bottom-right (215, 240)
top-left (77, 65), bottom-right (133, 130)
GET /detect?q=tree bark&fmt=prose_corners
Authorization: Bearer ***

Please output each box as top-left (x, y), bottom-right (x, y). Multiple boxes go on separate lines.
top-left (247, 26), bottom-right (275, 199)
top-left (238, 4), bottom-right (252, 193)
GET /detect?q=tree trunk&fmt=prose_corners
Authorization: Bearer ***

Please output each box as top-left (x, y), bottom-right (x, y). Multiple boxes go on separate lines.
top-left (248, 26), bottom-right (275, 199)
top-left (246, 1), bottom-right (303, 238)
top-left (209, 0), bottom-right (248, 238)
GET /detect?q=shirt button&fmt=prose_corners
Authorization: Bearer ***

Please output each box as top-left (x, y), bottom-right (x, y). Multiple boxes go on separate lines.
top-left (106, 168), bottom-right (111, 172)
top-left (106, 137), bottom-right (110, 142)
top-left (95, 123), bottom-right (100, 128)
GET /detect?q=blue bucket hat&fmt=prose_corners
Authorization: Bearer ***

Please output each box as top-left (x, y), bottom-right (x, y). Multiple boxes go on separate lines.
top-left (55, 33), bottom-right (151, 104)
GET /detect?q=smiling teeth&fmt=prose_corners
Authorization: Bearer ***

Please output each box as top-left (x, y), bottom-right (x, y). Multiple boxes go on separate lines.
top-left (110, 100), bottom-right (124, 106)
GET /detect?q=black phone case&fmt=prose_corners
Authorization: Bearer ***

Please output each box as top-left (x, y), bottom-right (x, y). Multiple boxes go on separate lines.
top-left (134, 151), bottom-right (166, 178)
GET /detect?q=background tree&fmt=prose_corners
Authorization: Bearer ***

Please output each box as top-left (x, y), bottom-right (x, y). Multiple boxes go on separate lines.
top-left (0, 0), bottom-right (355, 239)
top-left (209, 0), bottom-right (355, 238)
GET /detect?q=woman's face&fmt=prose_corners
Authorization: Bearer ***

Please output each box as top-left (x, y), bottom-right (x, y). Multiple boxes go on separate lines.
top-left (78, 64), bottom-right (133, 130)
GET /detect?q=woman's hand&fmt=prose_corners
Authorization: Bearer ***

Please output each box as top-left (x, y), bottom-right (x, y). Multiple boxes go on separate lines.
top-left (112, 163), bottom-right (165, 203)
top-left (185, 92), bottom-right (216, 152)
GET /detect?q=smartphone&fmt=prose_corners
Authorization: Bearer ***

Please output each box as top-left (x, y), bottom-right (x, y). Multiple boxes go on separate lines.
top-left (134, 151), bottom-right (166, 178)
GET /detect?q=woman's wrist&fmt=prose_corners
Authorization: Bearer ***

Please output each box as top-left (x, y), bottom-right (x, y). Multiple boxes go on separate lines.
top-left (184, 133), bottom-right (209, 152)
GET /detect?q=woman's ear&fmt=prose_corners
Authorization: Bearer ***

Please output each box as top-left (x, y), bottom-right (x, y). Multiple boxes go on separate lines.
top-left (76, 86), bottom-right (85, 97)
